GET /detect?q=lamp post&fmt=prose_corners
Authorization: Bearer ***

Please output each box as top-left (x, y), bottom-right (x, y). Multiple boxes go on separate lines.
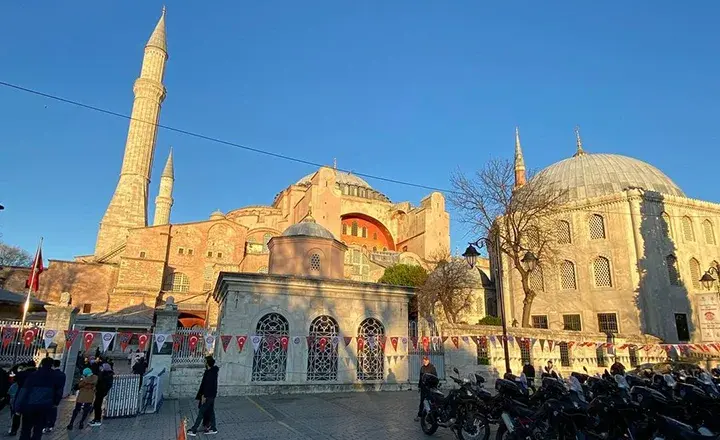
top-left (700, 264), bottom-right (720, 299)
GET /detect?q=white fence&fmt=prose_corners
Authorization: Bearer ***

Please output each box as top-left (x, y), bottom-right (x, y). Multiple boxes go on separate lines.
top-left (0, 321), bottom-right (46, 366)
top-left (104, 374), bottom-right (141, 418)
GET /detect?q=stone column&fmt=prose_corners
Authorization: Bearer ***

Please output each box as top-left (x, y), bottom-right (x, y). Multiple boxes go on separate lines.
top-left (150, 298), bottom-right (179, 396)
top-left (44, 304), bottom-right (80, 355)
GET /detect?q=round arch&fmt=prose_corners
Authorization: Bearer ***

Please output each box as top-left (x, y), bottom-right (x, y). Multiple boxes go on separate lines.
top-left (340, 213), bottom-right (395, 251)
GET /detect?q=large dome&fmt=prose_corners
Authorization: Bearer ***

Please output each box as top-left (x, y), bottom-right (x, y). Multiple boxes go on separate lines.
top-left (296, 171), bottom-right (372, 189)
top-left (533, 153), bottom-right (685, 201)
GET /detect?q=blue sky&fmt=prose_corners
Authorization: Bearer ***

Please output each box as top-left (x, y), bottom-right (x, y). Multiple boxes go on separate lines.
top-left (1, 1), bottom-right (718, 262)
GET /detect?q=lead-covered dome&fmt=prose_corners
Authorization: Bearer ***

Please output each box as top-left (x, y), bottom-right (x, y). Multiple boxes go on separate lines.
top-left (296, 171), bottom-right (372, 189)
top-left (532, 153), bottom-right (685, 201)
top-left (282, 218), bottom-right (336, 240)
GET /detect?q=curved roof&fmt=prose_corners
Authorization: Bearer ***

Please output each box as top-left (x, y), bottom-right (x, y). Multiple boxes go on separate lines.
top-left (296, 171), bottom-right (372, 189)
top-left (282, 220), bottom-right (336, 240)
top-left (532, 153), bottom-right (685, 201)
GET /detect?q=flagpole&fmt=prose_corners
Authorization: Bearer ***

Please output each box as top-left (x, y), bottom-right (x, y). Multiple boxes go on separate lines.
top-left (12, 237), bottom-right (43, 366)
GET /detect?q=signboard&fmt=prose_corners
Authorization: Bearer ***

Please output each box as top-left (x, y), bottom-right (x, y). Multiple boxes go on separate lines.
top-left (698, 293), bottom-right (720, 341)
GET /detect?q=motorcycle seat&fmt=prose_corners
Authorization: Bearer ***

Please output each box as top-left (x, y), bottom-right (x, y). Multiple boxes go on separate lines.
top-left (511, 400), bottom-right (536, 418)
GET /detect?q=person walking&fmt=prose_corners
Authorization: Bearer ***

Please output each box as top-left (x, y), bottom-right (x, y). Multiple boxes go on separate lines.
top-left (66, 368), bottom-right (96, 431)
top-left (522, 361), bottom-right (536, 392)
top-left (543, 360), bottom-right (558, 378)
top-left (187, 356), bottom-right (219, 437)
top-left (15, 358), bottom-right (63, 440)
top-left (7, 366), bottom-right (22, 436)
top-left (415, 356), bottom-right (438, 421)
top-left (43, 360), bottom-right (66, 433)
top-left (89, 363), bottom-right (113, 427)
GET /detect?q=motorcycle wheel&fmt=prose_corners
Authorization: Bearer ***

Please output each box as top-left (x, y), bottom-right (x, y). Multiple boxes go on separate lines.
top-left (420, 412), bottom-right (439, 435)
top-left (457, 412), bottom-right (490, 440)
top-left (495, 423), bottom-right (510, 440)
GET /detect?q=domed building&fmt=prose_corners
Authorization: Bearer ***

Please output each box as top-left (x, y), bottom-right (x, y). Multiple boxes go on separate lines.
top-left (500, 128), bottom-right (720, 349)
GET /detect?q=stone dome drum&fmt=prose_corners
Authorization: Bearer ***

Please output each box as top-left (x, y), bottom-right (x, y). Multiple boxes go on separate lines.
top-left (532, 153), bottom-right (685, 202)
top-left (282, 220), bottom-right (336, 240)
top-left (296, 171), bottom-right (372, 189)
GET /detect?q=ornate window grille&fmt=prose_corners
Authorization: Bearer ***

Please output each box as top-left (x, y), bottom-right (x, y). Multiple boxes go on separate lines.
top-left (519, 339), bottom-right (532, 365)
top-left (357, 318), bottom-right (384, 381)
top-left (563, 314), bottom-right (582, 331)
top-left (528, 266), bottom-right (544, 292)
top-left (704, 220), bottom-right (716, 245)
top-left (351, 221), bottom-right (358, 236)
top-left (689, 258), bottom-right (702, 290)
top-left (560, 260), bottom-right (577, 290)
top-left (597, 313), bottom-right (619, 334)
top-left (596, 345), bottom-right (607, 367)
top-left (164, 272), bottom-right (190, 292)
top-left (307, 315), bottom-right (340, 381)
top-left (557, 220), bottom-right (572, 244)
top-left (593, 256), bottom-right (612, 287)
top-left (262, 233), bottom-right (273, 253)
top-left (310, 254), bottom-right (321, 272)
top-left (559, 342), bottom-right (571, 367)
top-left (662, 212), bottom-right (672, 238)
top-left (531, 315), bottom-right (549, 329)
top-left (251, 313), bottom-right (289, 382)
top-left (476, 338), bottom-right (489, 365)
top-left (589, 214), bottom-right (606, 240)
top-left (682, 216), bottom-right (695, 242)
top-left (342, 223), bottom-right (348, 235)
top-left (628, 346), bottom-right (638, 367)
top-left (666, 255), bottom-right (680, 286)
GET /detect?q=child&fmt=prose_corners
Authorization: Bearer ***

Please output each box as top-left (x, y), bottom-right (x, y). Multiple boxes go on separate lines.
top-left (66, 368), bottom-right (97, 430)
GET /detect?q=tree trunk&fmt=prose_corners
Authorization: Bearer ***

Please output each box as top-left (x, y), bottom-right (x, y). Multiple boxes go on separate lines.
top-left (520, 275), bottom-right (535, 328)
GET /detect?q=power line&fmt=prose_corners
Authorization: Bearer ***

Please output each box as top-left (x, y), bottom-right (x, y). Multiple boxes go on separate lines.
top-left (0, 80), bottom-right (455, 194)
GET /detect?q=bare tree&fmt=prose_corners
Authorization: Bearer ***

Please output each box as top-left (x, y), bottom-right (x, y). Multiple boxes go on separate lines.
top-left (418, 248), bottom-right (478, 324)
top-left (0, 241), bottom-right (33, 267)
top-left (450, 158), bottom-right (568, 327)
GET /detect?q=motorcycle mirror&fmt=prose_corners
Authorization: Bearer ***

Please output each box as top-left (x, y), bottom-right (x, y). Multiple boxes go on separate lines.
top-left (453, 367), bottom-right (460, 375)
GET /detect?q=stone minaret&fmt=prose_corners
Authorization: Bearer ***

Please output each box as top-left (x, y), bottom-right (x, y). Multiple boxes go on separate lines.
top-left (153, 148), bottom-right (174, 226)
top-left (95, 8), bottom-right (168, 259)
top-left (513, 126), bottom-right (527, 189)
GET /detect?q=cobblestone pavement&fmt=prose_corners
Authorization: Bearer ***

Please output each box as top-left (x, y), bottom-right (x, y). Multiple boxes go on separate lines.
top-left (8, 391), bottom-right (496, 440)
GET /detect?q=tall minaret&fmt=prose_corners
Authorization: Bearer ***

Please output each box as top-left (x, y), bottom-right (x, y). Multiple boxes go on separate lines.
top-left (95, 8), bottom-right (168, 259)
top-left (513, 126), bottom-right (527, 189)
top-left (153, 148), bottom-right (174, 226)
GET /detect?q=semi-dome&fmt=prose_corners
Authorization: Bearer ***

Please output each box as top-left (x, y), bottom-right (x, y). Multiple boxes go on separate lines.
top-left (282, 218), bottom-right (336, 240)
top-left (296, 171), bottom-right (372, 189)
top-left (532, 153), bottom-right (685, 201)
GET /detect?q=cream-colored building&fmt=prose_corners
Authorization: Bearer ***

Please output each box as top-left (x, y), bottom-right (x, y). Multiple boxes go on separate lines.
top-left (501, 129), bottom-right (720, 345)
top-left (1, 9), bottom-right (448, 329)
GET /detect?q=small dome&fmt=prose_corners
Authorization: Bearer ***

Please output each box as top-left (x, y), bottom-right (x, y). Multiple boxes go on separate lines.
top-left (209, 210), bottom-right (225, 220)
top-left (282, 220), bottom-right (336, 240)
top-left (296, 171), bottom-right (372, 189)
top-left (532, 153), bottom-right (685, 202)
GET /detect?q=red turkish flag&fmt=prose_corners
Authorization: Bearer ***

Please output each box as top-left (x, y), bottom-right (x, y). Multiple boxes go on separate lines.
top-left (378, 336), bottom-right (387, 351)
top-left (22, 329), bottom-right (34, 349)
top-left (390, 337), bottom-right (398, 352)
top-left (2, 328), bottom-right (16, 349)
top-left (451, 336), bottom-right (459, 349)
top-left (220, 335), bottom-right (232, 352)
top-left (118, 332), bottom-right (132, 352)
top-left (173, 334), bottom-right (183, 351)
top-left (422, 336), bottom-right (430, 352)
top-left (357, 337), bottom-right (364, 351)
top-left (25, 247), bottom-right (44, 292)
top-left (280, 336), bottom-right (289, 351)
top-left (188, 334), bottom-right (199, 351)
top-left (410, 337), bottom-right (418, 350)
top-left (83, 332), bottom-right (95, 351)
top-left (138, 334), bottom-right (149, 351)
top-left (236, 335), bottom-right (247, 353)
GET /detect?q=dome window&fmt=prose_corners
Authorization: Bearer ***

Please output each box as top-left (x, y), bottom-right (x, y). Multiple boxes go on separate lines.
top-left (589, 214), bottom-right (606, 240)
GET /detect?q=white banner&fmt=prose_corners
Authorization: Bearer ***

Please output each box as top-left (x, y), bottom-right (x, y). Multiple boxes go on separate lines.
top-left (100, 332), bottom-right (116, 352)
top-left (43, 329), bottom-right (57, 349)
top-left (154, 333), bottom-right (170, 351)
top-left (251, 335), bottom-right (262, 352)
top-left (204, 334), bottom-right (216, 351)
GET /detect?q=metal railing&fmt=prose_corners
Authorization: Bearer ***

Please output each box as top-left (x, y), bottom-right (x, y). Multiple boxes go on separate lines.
top-left (171, 328), bottom-right (210, 366)
top-left (0, 322), bottom-right (46, 366)
top-left (104, 374), bottom-right (141, 418)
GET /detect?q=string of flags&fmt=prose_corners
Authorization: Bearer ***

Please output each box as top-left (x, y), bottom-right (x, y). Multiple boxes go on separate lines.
top-left (13, 327), bottom-right (717, 357)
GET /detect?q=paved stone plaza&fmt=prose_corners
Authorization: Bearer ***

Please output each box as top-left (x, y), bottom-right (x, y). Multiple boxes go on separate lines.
top-left (4, 391), bottom-right (497, 439)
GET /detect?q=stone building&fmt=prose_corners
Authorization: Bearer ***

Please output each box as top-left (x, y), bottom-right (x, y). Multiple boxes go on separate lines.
top-left (1, 9), bottom-right (449, 330)
top-left (500, 128), bottom-right (720, 346)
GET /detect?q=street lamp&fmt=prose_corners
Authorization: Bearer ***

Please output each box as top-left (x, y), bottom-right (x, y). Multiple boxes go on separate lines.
top-left (462, 244), bottom-right (480, 269)
top-left (700, 264), bottom-right (720, 298)
top-left (520, 251), bottom-right (538, 272)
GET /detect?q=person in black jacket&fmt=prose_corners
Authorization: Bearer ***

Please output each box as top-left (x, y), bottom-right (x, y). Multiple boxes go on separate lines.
top-left (415, 356), bottom-right (438, 421)
top-left (187, 356), bottom-right (219, 437)
top-left (15, 358), bottom-right (63, 440)
top-left (89, 363), bottom-right (113, 427)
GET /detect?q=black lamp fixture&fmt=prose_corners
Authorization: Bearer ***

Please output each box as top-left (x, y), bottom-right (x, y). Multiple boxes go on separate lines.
top-left (520, 251), bottom-right (538, 272)
top-left (462, 243), bottom-right (481, 269)
top-left (700, 269), bottom-right (719, 291)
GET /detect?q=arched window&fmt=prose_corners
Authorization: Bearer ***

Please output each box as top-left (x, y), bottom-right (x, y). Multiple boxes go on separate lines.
top-left (342, 223), bottom-right (348, 235)
top-left (557, 220), bottom-right (571, 244)
top-left (690, 258), bottom-right (702, 290)
top-left (593, 256), bottom-right (612, 287)
top-left (589, 214), bottom-right (606, 240)
top-left (351, 221), bottom-right (358, 236)
top-left (682, 216), bottom-right (695, 242)
top-left (662, 212), bottom-right (672, 238)
top-left (357, 318), bottom-right (385, 381)
top-left (528, 266), bottom-right (544, 292)
top-left (257, 266), bottom-right (268, 274)
top-left (262, 233), bottom-right (273, 253)
top-left (666, 255), bottom-right (680, 286)
top-left (560, 260), bottom-right (577, 290)
top-left (309, 253), bottom-right (321, 273)
top-left (704, 220), bottom-right (716, 245)
top-left (251, 313), bottom-right (289, 382)
top-left (362, 227), bottom-right (367, 238)
top-left (164, 272), bottom-right (190, 292)
top-left (307, 315), bottom-right (340, 381)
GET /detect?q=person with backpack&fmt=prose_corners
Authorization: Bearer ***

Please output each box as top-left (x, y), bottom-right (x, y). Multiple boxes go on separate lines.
top-left (89, 363), bottom-right (113, 427)
top-left (15, 357), bottom-right (63, 440)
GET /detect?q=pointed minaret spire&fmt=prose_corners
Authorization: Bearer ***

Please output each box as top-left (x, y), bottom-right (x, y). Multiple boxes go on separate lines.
top-left (573, 125), bottom-right (586, 157)
top-left (513, 126), bottom-right (527, 189)
top-left (147, 7), bottom-right (167, 52)
top-left (153, 148), bottom-right (174, 226)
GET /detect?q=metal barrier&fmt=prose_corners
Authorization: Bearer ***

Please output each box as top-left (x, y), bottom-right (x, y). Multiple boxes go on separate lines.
top-left (140, 368), bottom-right (165, 414)
top-left (0, 322), bottom-right (46, 366)
top-left (172, 328), bottom-right (209, 366)
top-left (104, 374), bottom-right (141, 418)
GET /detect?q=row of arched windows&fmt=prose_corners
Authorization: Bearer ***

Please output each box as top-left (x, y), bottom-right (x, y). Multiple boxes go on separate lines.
top-left (557, 214), bottom-right (606, 245)
top-left (675, 215), bottom-right (717, 245)
top-left (666, 255), bottom-right (718, 290)
top-left (250, 313), bottom-right (385, 382)
top-left (527, 256), bottom-right (613, 292)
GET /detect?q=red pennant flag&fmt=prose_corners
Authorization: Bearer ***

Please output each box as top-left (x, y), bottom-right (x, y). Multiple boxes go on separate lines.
top-left (548, 340), bottom-right (555, 352)
top-left (306, 336), bottom-right (315, 348)
top-left (378, 335), bottom-right (387, 351)
top-left (1, 328), bottom-right (16, 349)
top-left (280, 336), bottom-right (289, 351)
top-left (138, 333), bottom-right (149, 351)
top-left (83, 332), bottom-right (95, 351)
top-left (236, 335), bottom-right (247, 353)
top-left (422, 336), bottom-right (430, 352)
top-left (173, 333), bottom-right (183, 351)
top-left (30, 327), bottom-right (40, 338)
top-left (25, 245), bottom-right (44, 292)
top-left (390, 337), bottom-right (399, 352)
top-left (567, 341), bottom-right (575, 350)
top-left (220, 335), bottom-right (232, 352)
top-left (539, 339), bottom-right (545, 351)
top-left (441, 335), bottom-right (448, 344)
top-left (410, 336), bottom-right (418, 350)
top-left (22, 329), bottom-right (34, 349)
top-left (357, 337), bottom-right (365, 351)
top-left (343, 336), bottom-right (352, 347)
top-left (451, 336), bottom-right (459, 349)
top-left (64, 330), bottom-right (79, 349)
top-left (118, 332), bottom-right (132, 352)
top-left (188, 334), bottom-right (200, 351)
top-left (266, 335), bottom-right (278, 350)
top-left (319, 337), bottom-right (328, 351)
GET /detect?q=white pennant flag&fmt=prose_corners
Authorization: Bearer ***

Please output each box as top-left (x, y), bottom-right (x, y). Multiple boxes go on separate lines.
top-left (154, 333), bottom-right (170, 351)
top-left (100, 332), bottom-right (116, 352)
top-left (251, 335), bottom-right (262, 352)
top-left (43, 329), bottom-right (57, 349)
top-left (331, 336), bottom-right (340, 347)
top-left (204, 334), bottom-right (216, 351)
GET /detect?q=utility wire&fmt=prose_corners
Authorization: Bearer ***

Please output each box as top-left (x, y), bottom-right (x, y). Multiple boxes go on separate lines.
top-left (0, 80), bottom-right (455, 194)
